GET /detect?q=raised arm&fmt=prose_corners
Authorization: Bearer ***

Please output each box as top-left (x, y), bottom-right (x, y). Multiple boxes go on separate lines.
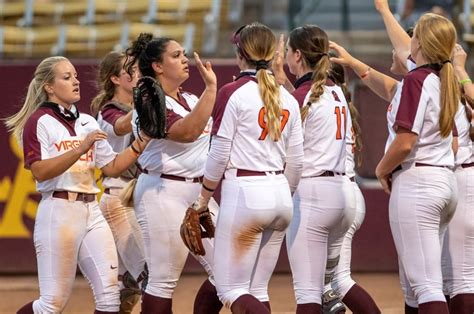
top-left (375, 0), bottom-right (411, 66)
top-left (330, 41), bottom-right (399, 102)
top-left (272, 34), bottom-right (295, 93)
top-left (166, 52), bottom-right (217, 143)
top-left (452, 44), bottom-right (474, 102)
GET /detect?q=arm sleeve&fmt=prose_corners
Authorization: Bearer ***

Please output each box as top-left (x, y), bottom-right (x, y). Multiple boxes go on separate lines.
top-left (395, 74), bottom-right (429, 135)
top-left (284, 109), bottom-right (304, 192)
top-left (203, 135), bottom-right (232, 182)
top-left (23, 119), bottom-right (49, 169)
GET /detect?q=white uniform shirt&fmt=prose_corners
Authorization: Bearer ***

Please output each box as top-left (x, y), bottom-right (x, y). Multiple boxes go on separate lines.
top-left (211, 72), bottom-right (303, 172)
top-left (385, 65), bottom-right (455, 167)
top-left (345, 113), bottom-right (356, 178)
top-left (97, 103), bottom-right (133, 188)
top-left (301, 80), bottom-right (350, 176)
top-left (454, 104), bottom-right (474, 166)
top-left (23, 102), bottom-right (116, 193)
top-left (132, 91), bottom-right (212, 178)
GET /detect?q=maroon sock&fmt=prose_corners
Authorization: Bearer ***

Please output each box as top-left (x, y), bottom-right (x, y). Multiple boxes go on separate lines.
top-left (342, 284), bottom-right (380, 314)
top-left (418, 301), bottom-right (448, 314)
top-left (449, 293), bottom-right (474, 314)
top-left (230, 294), bottom-right (270, 314)
top-left (262, 301), bottom-right (271, 312)
top-left (16, 301), bottom-right (34, 314)
top-left (141, 292), bottom-right (172, 314)
top-left (94, 311), bottom-right (119, 314)
top-left (404, 303), bottom-right (418, 314)
top-left (296, 303), bottom-right (321, 314)
top-left (193, 279), bottom-right (223, 314)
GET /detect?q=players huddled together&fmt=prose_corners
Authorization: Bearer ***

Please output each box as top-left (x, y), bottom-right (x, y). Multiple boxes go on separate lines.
top-left (4, 0), bottom-right (474, 313)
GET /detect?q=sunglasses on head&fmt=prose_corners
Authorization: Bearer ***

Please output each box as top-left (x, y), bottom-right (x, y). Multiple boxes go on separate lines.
top-left (230, 25), bottom-right (252, 61)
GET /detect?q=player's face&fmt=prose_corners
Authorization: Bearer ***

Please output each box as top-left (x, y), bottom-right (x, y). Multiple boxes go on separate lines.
top-left (45, 60), bottom-right (80, 108)
top-left (115, 60), bottom-right (139, 95)
top-left (285, 41), bottom-right (298, 76)
top-left (154, 40), bottom-right (189, 85)
top-left (390, 49), bottom-right (407, 76)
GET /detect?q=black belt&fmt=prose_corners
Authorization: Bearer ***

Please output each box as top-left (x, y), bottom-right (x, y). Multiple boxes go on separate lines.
top-left (393, 163), bottom-right (451, 174)
top-left (313, 170), bottom-right (345, 177)
top-left (142, 169), bottom-right (203, 182)
top-left (52, 191), bottom-right (95, 203)
top-left (236, 169), bottom-right (284, 177)
top-left (461, 162), bottom-right (474, 168)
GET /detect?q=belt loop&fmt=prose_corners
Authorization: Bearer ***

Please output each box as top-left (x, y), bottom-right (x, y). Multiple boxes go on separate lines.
top-left (68, 192), bottom-right (78, 202)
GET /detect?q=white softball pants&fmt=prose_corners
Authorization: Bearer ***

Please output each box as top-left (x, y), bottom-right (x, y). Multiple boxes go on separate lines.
top-left (390, 166), bottom-right (457, 306)
top-left (332, 180), bottom-right (366, 297)
top-left (133, 174), bottom-right (216, 299)
top-left (287, 175), bottom-right (355, 305)
top-left (442, 166), bottom-right (474, 297)
top-left (32, 196), bottom-right (120, 313)
top-left (99, 188), bottom-right (145, 281)
top-left (214, 172), bottom-right (293, 308)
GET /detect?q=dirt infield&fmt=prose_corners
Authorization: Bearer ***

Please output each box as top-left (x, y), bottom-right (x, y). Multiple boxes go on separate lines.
top-left (0, 272), bottom-right (404, 313)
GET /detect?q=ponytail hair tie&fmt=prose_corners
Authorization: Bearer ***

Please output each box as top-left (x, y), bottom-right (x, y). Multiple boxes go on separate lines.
top-left (255, 59), bottom-right (269, 71)
top-left (441, 60), bottom-right (451, 65)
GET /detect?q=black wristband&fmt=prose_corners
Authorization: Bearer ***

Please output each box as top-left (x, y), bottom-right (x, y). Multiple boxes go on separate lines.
top-left (130, 143), bottom-right (141, 155)
top-left (202, 183), bottom-right (215, 192)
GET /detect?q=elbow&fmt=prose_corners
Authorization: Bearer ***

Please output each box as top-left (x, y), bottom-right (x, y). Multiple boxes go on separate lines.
top-left (31, 169), bottom-right (47, 183)
top-left (101, 167), bottom-right (121, 178)
top-left (400, 141), bottom-right (415, 155)
top-left (175, 130), bottom-right (201, 143)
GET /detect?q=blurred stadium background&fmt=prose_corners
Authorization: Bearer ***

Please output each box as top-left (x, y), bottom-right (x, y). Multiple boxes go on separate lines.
top-left (0, 0), bottom-right (470, 312)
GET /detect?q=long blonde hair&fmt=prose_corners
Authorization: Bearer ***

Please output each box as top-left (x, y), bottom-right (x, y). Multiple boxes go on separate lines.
top-left (4, 56), bottom-right (68, 143)
top-left (237, 23), bottom-right (281, 141)
top-left (90, 51), bottom-right (125, 117)
top-left (415, 13), bottom-right (459, 138)
top-left (288, 25), bottom-right (330, 122)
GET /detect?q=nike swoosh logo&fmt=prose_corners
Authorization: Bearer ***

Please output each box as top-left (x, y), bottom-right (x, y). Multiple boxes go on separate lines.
top-left (81, 122), bottom-right (89, 126)
top-left (110, 265), bottom-right (117, 269)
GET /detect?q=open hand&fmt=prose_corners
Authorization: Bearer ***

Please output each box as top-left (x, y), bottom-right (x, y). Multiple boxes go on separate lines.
top-left (194, 52), bottom-right (217, 88)
top-left (329, 41), bottom-right (355, 67)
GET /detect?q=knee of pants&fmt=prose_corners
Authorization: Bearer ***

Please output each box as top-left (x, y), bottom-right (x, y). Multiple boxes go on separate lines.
top-left (331, 275), bottom-right (356, 298)
top-left (146, 281), bottom-right (177, 299)
top-left (216, 286), bottom-right (249, 308)
top-left (94, 286), bottom-right (120, 312)
top-left (405, 296), bottom-right (418, 308)
top-left (34, 294), bottom-right (69, 313)
top-left (249, 286), bottom-right (269, 302)
top-left (413, 285), bottom-right (446, 304)
top-left (294, 288), bottom-right (322, 305)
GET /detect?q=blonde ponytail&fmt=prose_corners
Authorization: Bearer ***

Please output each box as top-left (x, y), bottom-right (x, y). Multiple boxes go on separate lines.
top-left (415, 13), bottom-right (460, 138)
top-left (301, 55), bottom-right (330, 122)
top-left (439, 62), bottom-right (460, 137)
top-left (4, 56), bottom-right (67, 143)
top-left (257, 69), bottom-right (282, 141)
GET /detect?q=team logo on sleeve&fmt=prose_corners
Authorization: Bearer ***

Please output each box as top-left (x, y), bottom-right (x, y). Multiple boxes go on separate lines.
top-left (332, 90), bottom-right (341, 102)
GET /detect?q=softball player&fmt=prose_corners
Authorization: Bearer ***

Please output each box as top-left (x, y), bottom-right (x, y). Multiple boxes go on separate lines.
top-left (278, 25), bottom-right (355, 313)
top-left (441, 45), bottom-right (474, 314)
top-left (332, 13), bottom-right (459, 313)
top-left (328, 61), bottom-right (381, 314)
top-left (190, 23), bottom-right (304, 313)
top-left (5, 56), bottom-right (151, 314)
top-left (91, 51), bottom-right (147, 313)
top-left (124, 34), bottom-right (220, 313)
